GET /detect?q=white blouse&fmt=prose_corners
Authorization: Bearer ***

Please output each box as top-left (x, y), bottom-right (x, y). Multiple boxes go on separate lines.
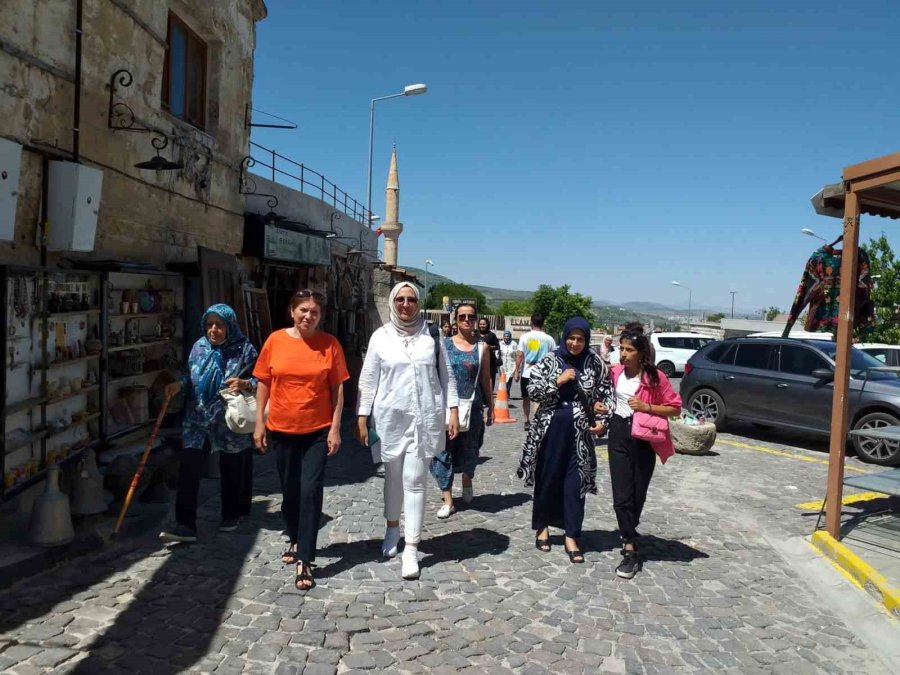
top-left (614, 371), bottom-right (641, 419)
top-left (357, 325), bottom-right (460, 461)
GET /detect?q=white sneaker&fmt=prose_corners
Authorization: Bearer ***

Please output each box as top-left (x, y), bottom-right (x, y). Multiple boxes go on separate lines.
top-left (382, 527), bottom-right (401, 558)
top-left (401, 549), bottom-right (420, 580)
top-left (461, 486), bottom-right (474, 504)
top-left (436, 503), bottom-right (455, 519)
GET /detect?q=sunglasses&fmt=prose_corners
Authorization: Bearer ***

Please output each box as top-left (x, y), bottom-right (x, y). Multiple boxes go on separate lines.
top-left (457, 313), bottom-right (477, 321)
top-left (394, 296), bottom-right (419, 305)
top-left (294, 289), bottom-right (326, 303)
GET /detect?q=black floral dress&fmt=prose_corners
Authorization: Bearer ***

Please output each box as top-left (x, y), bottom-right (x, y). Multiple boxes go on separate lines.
top-left (517, 351), bottom-right (615, 498)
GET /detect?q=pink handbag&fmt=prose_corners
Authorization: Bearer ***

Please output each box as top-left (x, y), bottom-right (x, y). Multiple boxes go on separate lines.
top-left (631, 410), bottom-right (669, 442)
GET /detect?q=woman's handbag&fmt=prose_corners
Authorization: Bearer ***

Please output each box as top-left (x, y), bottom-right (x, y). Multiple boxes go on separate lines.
top-left (445, 343), bottom-right (483, 433)
top-left (631, 409), bottom-right (669, 443)
top-left (220, 354), bottom-right (257, 434)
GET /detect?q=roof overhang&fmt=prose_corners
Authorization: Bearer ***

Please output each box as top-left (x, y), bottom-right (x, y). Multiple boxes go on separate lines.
top-left (812, 152), bottom-right (900, 220)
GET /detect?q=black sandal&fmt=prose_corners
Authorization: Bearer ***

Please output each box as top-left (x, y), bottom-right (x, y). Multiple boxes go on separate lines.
top-left (294, 563), bottom-right (315, 591)
top-left (565, 547), bottom-right (585, 564)
top-left (535, 536), bottom-right (551, 552)
top-left (281, 546), bottom-right (297, 564)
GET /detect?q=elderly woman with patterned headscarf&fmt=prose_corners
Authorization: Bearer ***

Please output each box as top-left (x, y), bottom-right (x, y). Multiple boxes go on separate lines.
top-left (517, 317), bottom-right (615, 564)
top-left (357, 282), bottom-right (460, 580)
top-left (160, 304), bottom-right (258, 545)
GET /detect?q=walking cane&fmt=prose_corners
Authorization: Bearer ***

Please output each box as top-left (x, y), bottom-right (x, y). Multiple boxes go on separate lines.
top-left (112, 390), bottom-right (175, 537)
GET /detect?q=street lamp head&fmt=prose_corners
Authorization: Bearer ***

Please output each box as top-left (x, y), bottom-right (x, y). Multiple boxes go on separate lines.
top-left (369, 214), bottom-right (381, 223)
top-left (801, 228), bottom-right (827, 242)
top-left (671, 281), bottom-right (681, 287)
top-left (425, 259), bottom-right (434, 266)
top-left (404, 83), bottom-right (428, 96)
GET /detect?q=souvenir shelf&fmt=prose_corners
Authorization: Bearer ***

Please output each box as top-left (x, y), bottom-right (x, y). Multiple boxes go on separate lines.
top-left (2, 266), bottom-right (103, 500)
top-left (1, 266), bottom-right (185, 501)
top-left (101, 270), bottom-right (184, 449)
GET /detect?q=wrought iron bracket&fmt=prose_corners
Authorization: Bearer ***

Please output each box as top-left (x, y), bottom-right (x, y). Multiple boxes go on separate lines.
top-left (239, 156), bottom-right (278, 209)
top-left (107, 68), bottom-right (170, 151)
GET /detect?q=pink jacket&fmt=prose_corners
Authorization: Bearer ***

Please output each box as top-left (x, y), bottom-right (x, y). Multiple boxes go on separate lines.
top-left (610, 365), bottom-right (683, 463)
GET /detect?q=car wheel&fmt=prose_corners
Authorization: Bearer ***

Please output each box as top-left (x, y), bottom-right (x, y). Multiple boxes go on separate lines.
top-left (851, 412), bottom-right (900, 466)
top-left (688, 389), bottom-right (727, 429)
top-left (658, 361), bottom-right (676, 378)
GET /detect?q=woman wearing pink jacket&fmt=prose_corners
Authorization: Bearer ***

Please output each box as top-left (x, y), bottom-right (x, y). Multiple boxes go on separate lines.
top-left (607, 330), bottom-right (681, 579)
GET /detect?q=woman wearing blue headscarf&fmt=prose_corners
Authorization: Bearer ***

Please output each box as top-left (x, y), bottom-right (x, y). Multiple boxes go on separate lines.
top-left (517, 317), bottom-right (615, 563)
top-left (160, 304), bottom-right (258, 543)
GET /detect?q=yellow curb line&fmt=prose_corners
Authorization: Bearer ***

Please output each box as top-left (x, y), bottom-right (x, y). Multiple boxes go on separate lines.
top-left (795, 492), bottom-right (886, 510)
top-left (810, 530), bottom-right (900, 619)
top-left (717, 438), bottom-right (870, 473)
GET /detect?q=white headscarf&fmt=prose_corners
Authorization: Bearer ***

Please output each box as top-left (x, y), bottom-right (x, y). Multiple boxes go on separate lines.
top-left (388, 282), bottom-right (424, 337)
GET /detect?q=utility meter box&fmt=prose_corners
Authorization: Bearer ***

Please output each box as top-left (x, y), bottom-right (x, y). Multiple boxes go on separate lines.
top-left (47, 161), bottom-right (103, 252)
top-left (0, 137), bottom-right (23, 241)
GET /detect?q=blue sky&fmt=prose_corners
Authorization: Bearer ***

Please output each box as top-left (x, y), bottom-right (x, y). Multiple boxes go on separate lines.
top-left (251, 1), bottom-right (900, 314)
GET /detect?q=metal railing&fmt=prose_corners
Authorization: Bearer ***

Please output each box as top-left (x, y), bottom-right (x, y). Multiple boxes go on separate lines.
top-left (246, 141), bottom-right (373, 227)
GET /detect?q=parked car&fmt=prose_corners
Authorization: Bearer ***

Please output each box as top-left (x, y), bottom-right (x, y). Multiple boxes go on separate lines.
top-left (857, 343), bottom-right (900, 367)
top-left (651, 332), bottom-right (716, 378)
top-left (681, 337), bottom-right (900, 466)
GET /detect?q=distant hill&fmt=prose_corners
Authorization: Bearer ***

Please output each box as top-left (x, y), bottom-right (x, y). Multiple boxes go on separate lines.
top-left (402, 267), bottom-right (687, 328)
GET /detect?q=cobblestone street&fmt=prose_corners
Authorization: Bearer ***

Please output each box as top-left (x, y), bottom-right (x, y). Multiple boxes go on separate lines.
top-left (1, 401), bottom-right (898, 674)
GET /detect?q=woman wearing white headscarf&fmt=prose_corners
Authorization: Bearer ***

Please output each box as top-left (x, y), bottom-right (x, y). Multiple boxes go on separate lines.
top-left (357, 282), bottom-right (460, 579)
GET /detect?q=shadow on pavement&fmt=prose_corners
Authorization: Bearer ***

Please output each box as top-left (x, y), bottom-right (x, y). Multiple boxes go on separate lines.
top-left (68, 499), bottom-right (283, 674)
top-left (313, 527), bottom-right (511, 580)
top-left (457, 492), bottom-right (530, 514)
top-left (580, 530), bottom-right (709, 563)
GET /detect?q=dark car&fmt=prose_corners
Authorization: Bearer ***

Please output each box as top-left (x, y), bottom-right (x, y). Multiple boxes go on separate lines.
top-left (681, 337), bottom-right (900, 466)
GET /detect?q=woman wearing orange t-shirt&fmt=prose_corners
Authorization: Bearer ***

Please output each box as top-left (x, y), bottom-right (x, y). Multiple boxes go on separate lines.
top-left (253, 289), bottom-right (349, 591)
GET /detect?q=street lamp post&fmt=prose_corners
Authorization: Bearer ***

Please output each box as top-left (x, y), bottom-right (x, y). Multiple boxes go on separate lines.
top-left (424, 258), bottom-right (434, 303)
top-left (366, 84), bottom-right (428, 223)
top-left (671, 281), bottom-right (692, 328)
top-left (730, 291), bottom-right (736, 319)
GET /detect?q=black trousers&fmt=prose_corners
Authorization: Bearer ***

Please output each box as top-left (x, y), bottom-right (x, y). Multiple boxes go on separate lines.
top-left (175, 444), bottom-right (253, 529)
top-left (271, 428), bottom-right (329, 564)
top-left (608, 415), bottom-right (656, 545)
top-left (532, 406), bottom-right (585, 538)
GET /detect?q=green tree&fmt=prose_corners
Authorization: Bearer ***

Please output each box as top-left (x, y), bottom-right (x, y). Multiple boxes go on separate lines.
top-left (529, 284), bottom-right (595, 337)
top-left (495, 299), bottom-right (533, 316)
top-left (765, 306), bottom-right (781, 321)
top-left (424, 282), bottom-right (491, 314)
top-left (862, 234), bottom-right (900, 343)
top-left (706, 312), bottom-right (725, 323)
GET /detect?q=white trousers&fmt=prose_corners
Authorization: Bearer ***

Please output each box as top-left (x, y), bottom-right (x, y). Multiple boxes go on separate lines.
top-left (383, 451), bottom-right (428, 544)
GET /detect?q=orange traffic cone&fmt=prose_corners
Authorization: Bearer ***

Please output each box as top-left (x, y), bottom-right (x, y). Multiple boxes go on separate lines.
top-left (493, 371), bottom-right (517, 424)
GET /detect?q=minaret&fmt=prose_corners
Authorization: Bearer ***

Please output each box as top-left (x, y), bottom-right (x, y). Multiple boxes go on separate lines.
top-left (381, 145), bottom-right (403, 266)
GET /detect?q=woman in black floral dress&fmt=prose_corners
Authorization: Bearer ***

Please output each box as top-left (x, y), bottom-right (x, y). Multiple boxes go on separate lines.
top-left (517, 317), bottom-right (615, 563)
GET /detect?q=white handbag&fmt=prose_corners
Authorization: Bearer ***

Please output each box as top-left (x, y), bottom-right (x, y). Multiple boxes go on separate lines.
top-left (219, 353), bottom-right (257, 434)
top-left (445, 342), bottom-right (483, 433)
top-left (220, 388), bottom-right (257, 434)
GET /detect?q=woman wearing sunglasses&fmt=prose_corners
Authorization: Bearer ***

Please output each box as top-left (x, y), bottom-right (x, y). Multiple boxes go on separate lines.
top-left (517, 317), bottom-right (615, 563)
top-left (357, 283), bottom-right (460, 580)
top-left (253, 289), bottom-right (350, 591)
top-left (607, 331), bottom-right (680, 579)
top-left (430, 304), bottom-right (494, 518)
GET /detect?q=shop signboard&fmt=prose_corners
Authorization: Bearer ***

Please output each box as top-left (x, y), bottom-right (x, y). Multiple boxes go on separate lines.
top-left (263, 225), bottom-right (331, 266)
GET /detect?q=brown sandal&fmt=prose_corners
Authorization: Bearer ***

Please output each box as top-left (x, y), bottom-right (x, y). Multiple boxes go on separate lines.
top-left (294, 563), bottom-right (315, 591)
top-left (281, 545), bottom-right (297, 564)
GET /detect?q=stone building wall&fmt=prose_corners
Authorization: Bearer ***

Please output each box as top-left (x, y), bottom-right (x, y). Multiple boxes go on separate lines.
top-left (0, 0), bottom-right (267, 266)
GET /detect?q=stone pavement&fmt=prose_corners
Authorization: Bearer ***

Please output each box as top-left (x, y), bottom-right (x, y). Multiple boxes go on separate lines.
top-left (0, 407), bottom-right (897, 674)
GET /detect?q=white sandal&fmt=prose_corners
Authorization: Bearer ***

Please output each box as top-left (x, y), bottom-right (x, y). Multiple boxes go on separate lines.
top-left (401, 549), bottom-right (420, 580)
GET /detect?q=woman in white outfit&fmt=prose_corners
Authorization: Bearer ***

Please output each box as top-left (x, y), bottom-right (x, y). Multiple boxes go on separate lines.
top-left (357, 282), bottom-right (460, 580)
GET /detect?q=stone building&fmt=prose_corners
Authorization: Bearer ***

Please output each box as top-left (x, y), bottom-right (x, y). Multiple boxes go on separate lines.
top-left (1, 0), bottom-right (267, 265)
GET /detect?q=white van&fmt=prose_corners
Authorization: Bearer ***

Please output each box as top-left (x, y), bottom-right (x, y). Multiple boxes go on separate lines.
top-left (651, 332), bottom-right (715, 378)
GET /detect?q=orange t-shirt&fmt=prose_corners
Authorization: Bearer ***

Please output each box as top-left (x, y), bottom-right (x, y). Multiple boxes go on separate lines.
top-left (253, 329), bottom-right (350, 434)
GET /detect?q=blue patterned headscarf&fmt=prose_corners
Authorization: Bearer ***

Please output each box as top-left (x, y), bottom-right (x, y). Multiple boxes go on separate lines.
top-left (192, 304), bottom-right (247, 423)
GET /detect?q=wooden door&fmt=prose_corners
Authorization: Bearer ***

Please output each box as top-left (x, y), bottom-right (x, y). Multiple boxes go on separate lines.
top-left (198, 246), bottom-right (247, 333)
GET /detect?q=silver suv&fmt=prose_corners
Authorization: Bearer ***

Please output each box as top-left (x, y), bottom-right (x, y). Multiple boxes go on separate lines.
top-left (681, 337), bottom-right (900, 466)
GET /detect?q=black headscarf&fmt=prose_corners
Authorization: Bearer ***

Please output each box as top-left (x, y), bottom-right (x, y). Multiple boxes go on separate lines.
top-left (555, 317), bottom-right (592, 372)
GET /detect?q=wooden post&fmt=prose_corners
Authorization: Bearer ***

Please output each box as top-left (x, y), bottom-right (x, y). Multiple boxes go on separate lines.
top-left (825, 190), bottom-right (860, 538)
